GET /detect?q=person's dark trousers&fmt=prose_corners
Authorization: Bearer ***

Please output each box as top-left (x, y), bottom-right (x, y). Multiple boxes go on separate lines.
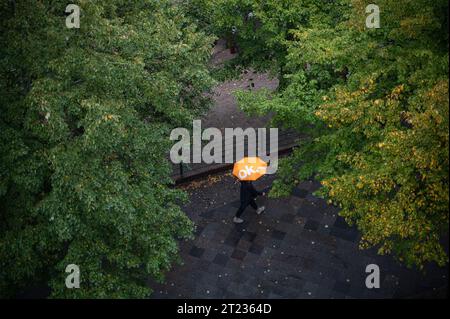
top-left (235, 199), bottom-right (258, 218)
top-left (235, 181), bottom-right (262, 218)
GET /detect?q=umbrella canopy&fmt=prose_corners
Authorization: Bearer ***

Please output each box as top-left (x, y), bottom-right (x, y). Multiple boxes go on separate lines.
top-left (233, 156), bottom-right (267, 181)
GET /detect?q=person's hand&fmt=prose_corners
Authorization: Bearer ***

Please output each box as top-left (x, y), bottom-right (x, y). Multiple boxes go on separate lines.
top-left (262, 192), bottom-right (266, 196)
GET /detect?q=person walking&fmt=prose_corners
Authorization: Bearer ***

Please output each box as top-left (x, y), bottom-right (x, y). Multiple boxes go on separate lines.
top-left (233, 180), bottom-right (265, 224)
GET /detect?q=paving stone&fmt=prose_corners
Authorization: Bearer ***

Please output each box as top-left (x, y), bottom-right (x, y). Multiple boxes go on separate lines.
top-left (321, 213), bottom-right (337, 227)
top-left (269, 285), bottom-right (302, 298)
top-left (194, 225), bottom-right (205, 236)
top-left (304, 219), bottom-right (320, 231)
top-left (217, 277), bottom-right (231, 290)
top-left (330, 227), bottom-right (359, 242)
top-left (280, 213), bottom-right (296, 223)
top-left (224, 230), bottom-right (244, 247)
top-left (241, 231), bottom-right (257, 242)
top-left (292, 188), bottom-right (308, 198)
top-left (189, 246), bottom-right (205, 258)
top-left (234, 220), bottom-right (250, 231)
top-left (216, 245), bottom-right (234, 256)
top-left (268, 292), bottom-right (284, 299)
top-left (266, 200), bottom-right (298, 216)
top-left (200, 209), bottom-right (216, 219)
top-left (201, 222), bottom-right (225, 237)
top-left (248, 243), bottom-right (264, 255)
top-left (303, 281), bottom-right (320, 297)
top-left (305, 193), bottom-right (322, 203)
top-left (224, 290), bottom-right (243, 298)
top-left (297, 202), bottom-right (322, 221)
top-left (314, 288), bottom-right (333, 299)
top-left (199, 271), bottom-right (219, 285)
top-left (298, 256), bottom-right (316, 271)
top-left (213, 253), bottom-right (229, 267)
top-left (273, 221), bottom-right (297, 234)
top-left (283, 275), bottom-right (306, 291)
top-left (348, 284), bottom-right (369, 299)
top-left (288, 196), bottom-right (305, 210)
top-left (230, 200), bottom-right (241, 208)
top-left (212, 229), bottom-right (230, 242)
top-left (333, 280), bottom-right (351, 294)
top-left (236, 239), bottom-right (252, 252)
top-left (226, 282), bottom-right (255, 298)
top-left (271, 229), bottom-right (286, 240)
top-left (231, 249), bottom-right (247, 261)
top-left (195, 281), bottom-right (219, 298)
top-left (196, 260), bottom-right (212, 273)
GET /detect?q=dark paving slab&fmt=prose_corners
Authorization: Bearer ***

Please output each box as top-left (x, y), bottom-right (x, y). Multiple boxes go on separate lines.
top-left (151, 176), bottom-right (449, 299)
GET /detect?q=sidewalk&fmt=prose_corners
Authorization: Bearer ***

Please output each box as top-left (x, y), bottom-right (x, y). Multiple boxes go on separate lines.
top-left (150, 174), bottom-right (448, 299)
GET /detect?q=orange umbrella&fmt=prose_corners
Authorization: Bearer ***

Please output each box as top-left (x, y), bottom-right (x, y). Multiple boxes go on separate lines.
top-left (233, 157), bottom-right (267, 181)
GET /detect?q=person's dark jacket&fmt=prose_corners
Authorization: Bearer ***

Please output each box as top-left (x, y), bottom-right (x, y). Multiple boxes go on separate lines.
top-left (240, 181), bottom-right (262, 205)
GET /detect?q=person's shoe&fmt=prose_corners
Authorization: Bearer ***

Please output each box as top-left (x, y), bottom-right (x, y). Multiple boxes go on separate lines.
top-left (256, 206), bottom-right (265, 215)
top-left (233, 217), bottom-right (244, 224)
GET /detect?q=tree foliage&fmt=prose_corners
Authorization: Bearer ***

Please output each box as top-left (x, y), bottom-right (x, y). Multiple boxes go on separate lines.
top-left (183, 0), bottom-right (348, 87)
top-left (192, 0), bottom-right (449, 268)
top-left (0, 0), bottom-right (215, 297)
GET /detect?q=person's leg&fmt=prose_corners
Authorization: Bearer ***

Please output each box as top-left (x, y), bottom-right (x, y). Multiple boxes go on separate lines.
top-left (251, 199), bottom-right (265, 215)
top-left (235, 202), bottom-right (248, 218)
top-left (249, 199), bottom-right (258, 210)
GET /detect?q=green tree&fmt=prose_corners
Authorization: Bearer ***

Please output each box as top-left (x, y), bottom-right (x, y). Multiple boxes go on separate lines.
top-left (0, 0), bottom-right (215, 297)
top-left (184, 0), bottom-right (348, 87)
top-left (210, 0), bottom-right (449, 268)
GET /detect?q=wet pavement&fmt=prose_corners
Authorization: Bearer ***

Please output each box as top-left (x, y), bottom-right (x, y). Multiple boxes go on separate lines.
top-left (150, 174), bottom-right (448, 299)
